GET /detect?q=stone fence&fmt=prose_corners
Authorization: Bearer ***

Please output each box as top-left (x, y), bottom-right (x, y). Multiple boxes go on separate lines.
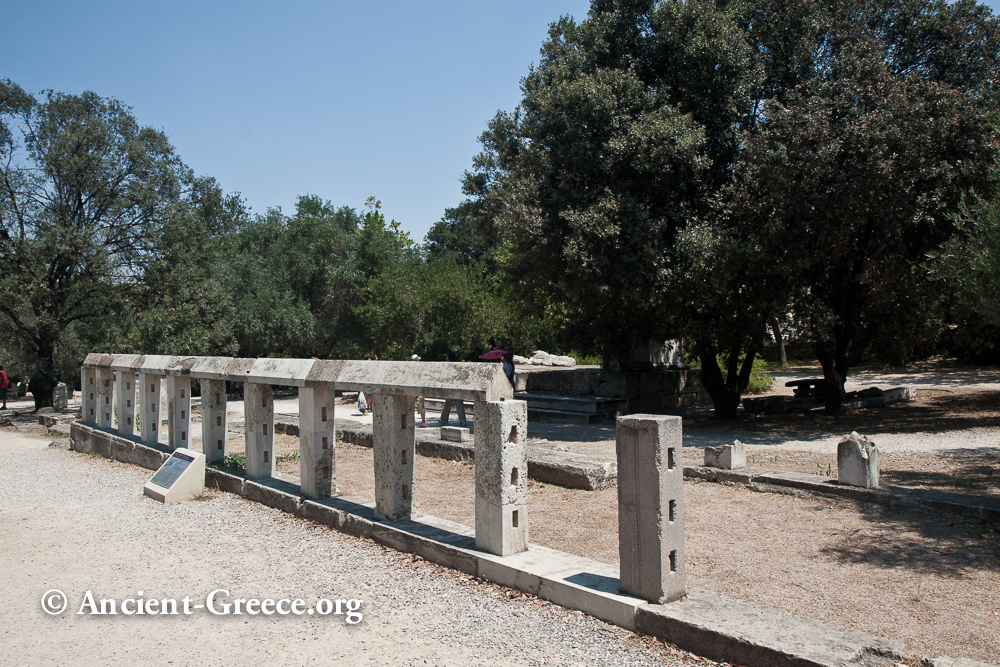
top-left (80, 353), bottom-right (525, 556)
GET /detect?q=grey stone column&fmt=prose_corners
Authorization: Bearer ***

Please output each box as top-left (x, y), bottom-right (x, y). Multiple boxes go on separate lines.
top-left (616, 414), bottom-right (685, 604)
top-left (200, 379), bottom-right (228, 464)
top-left (166, 376), bottom-right (192, 451)
top-left (244, 383), bottom-right (274, 479)
top-left (299, 387), bottom-right (335, 499)
top-left (97, 368), bottom-right (114, 429)
top-left (474, 399), bottom-right (528, 557)
top-left (138, 373), bottom-right (161, 446)
top-left (372, 393), bottom-right (415, 520)
top-left (81, 367), bottom-right (97, 425)
top-left (116, 371), bottom-right (136, 436)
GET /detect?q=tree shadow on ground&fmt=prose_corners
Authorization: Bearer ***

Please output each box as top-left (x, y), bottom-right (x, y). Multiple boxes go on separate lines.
top-left (687, 389), bottom-right (1000, 439)
top-left (817, 499), bottom-right (1000, 576)
top-left (881, 447), bottom-right (1000, 498)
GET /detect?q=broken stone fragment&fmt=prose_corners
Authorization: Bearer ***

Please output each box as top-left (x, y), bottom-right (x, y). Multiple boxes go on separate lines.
top-left (837, 431), bottom-right (879, 488)
top-left (704, 440), bottom-right (746, 470)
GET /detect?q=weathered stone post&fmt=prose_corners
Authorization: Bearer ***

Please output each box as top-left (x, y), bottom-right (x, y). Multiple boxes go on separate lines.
top-left (373, 393), bottom-right (416, 520)
top-left (81, 367), bottom-right (97, 425)
top-left (166, 376), bottom-right (191, 451)
top-left (138, 374), bottom-right (161, 446)
top-left (838, 431), bottom-right (879, 488)
top-left (299, 387), bottom-right (335, 499)
top-left (52, 383), bottom-right (68, 410)
top-left (116, 372), bottom-right (136, 436)
top-left (244, 383), bottom-right (274, 479)
top-left (474, 399), bottom-right (528, 557)
top-left (200, 379), bottom-right (228, 464)
top-left (616, 414), bottom-right (685, 604)
top-left (97, 368), bottom-right (114, 429)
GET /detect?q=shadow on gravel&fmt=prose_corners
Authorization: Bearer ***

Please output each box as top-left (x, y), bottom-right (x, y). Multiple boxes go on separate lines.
top-left (819, 503), bottom-right (1000, 576)
top-left (881, 447), bottom-right (1000, 499)
top-left (685, 389), bottom-right (1000, 440)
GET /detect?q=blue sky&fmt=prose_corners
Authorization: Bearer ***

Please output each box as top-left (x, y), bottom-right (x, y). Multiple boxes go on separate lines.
top-left (3, 1), bottom-right (998, 242)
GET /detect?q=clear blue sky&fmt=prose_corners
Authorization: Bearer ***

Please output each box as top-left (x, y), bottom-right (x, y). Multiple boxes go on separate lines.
top-left (3, 1), bottom-right (998, 242)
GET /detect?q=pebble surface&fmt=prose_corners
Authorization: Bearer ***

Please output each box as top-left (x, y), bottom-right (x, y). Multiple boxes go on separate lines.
top-left (0, 431), bottom-right (712, 667)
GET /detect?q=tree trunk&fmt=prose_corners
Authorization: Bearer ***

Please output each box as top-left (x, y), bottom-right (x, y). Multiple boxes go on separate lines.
top-left (770, 319), bottom-right (787, 367)
top-left (698, 339), bottom-right (741, 419)
top-left (815, 342), bottom-right (846, 416)
top-left (29, 335), bottom-right (58, 410)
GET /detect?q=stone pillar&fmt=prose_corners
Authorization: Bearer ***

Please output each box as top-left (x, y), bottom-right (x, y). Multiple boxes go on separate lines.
top-left (138, 373), bottom-right (161, 446)
top-left (372, 393), bottom-right (416, 521)
top-left (115, 372), bottom-right (136, 436)
top-left (299, 387), bottom-right (335, 499)
top-left (616, 414), bottom-right (685, 604)
top-left (166, 376), bottom-right (192, 451)
top-left (244, 383), bottom-right (274, 479)
top-left (474, 399), bottom-right (528, 557)
top-left (52, 383), bottom-right (68, 411)
top-left (97, 368), bottom-right (114, 429)
top-left (200, 379), bottom-right (228, 464)
top-left (81, 367), bottom-right (97, 425)
top-left (838, 432), bottom-right (879, 488)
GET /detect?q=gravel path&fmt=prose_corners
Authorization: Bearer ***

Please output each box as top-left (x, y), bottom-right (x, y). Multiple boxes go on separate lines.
top-left (0, 431), bottom-right (712, 667)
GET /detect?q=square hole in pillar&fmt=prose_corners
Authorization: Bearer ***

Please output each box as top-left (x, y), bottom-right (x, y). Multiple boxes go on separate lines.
top-left (512, 510), bottom-right (519, 528)
top-left (264, 450), bottom-right (269, 463)
top-left (508, 425), bottom-right (518, 442)
top-left (262, 423), bottom-right (268, 436)
top-left (127, 399), bottom-right (131, 408)
top-left (216, 416), bottom-right (222, 426)
top-left (262, 394), bottom-right (267, 407)
top-left (402, 483), bottom-right (410, 500)
top-left (667, 448), bottom-right (675, 469)
top-left (127, 417), bottom-right (132, 426)
top-left (181, 410), bottom-right (186, 419)
top-left (669, 550), bottom-right (677, 573)
top-left (181, 430), bottom-right (186, 441)
top-left (90, 408), bottom-right (94, 416)
top-left (150, 384), bottom-right (155, 393)
top-left (510, 467), bottom-right (518, 485)
top-left (322, 436), bottom-right (329, 450)
top-left (126, 382), bottom-right (131, 390)
top-left (401, 449), bottom-right (408, 465)
top-left (400, 413), bottom-right (406, 429)
top-left (217, 440), bottom-right (223, 451)
top-left (89, 377), bottom-right (94, 385)
top-left (90, 393), bottom-right (94, 401)
top-left (181, 389), bottom-right (186, 398)
top-left (669, 499), bottom-right (677, 523)
top-left (150, 403), bottom-right (155, 412)
top-left (321, 406), bottom-right (327, 422)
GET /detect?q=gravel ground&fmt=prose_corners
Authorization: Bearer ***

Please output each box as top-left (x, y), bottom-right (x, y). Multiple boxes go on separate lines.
top-left (0, 430), bottom-right (714, 667)
top-left (266, 440), bottom-right (999, 664)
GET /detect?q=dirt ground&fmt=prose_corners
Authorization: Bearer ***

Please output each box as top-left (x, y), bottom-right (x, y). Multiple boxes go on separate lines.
top-left (191, 434), bottom-right (1000, 663)
top-left (684, 387), bottom-right (1000, 499)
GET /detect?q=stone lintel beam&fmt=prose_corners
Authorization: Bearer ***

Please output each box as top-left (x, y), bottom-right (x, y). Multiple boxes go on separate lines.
top-left (306, 360), bottom-right (513, 402)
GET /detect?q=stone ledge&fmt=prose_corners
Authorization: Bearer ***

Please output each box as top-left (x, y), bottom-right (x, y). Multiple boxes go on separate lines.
top-left (636, 589), bottom-right (906, 667)
top-left (684, 465), bottom-right (1000, 524)
top-left (65, 421), bottom-right (994, 667)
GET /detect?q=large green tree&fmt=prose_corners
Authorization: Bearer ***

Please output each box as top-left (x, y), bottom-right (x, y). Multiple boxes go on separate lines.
top-left (0, 81), bottom-right (189, 408)
top-left (736, 0), bottom-right (1000, 413)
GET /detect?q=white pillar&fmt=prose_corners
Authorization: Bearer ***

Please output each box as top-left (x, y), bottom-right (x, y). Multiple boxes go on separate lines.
top-left (244, 383), bottom-right (274, 479)
top-left (97, 368), bottom-right (114, 429)
top-left (138, 373), bottom-right (161, 446)
top-left (166, 376), bottom-right (191, 451)
top-left (373, 393), bottom-right (416, 521)
top-left (81, 367), bottom-right (97, 425)
top-left (299, 387), bottom-right (335, 499)
top-left (116, 371), bottom-right (136, 436)
top-left (616, 414), bottom-right (686, 604)
top-left (474, 399), bottom-right (528, 556)
top-left (200, 379), bottom-right (228, 464)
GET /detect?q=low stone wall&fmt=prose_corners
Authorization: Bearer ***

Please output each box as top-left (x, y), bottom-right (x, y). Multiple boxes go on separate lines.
top-left (516, 367), bottom-right (711, 411)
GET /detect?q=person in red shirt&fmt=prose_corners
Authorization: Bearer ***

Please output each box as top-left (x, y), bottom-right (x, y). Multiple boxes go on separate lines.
top-left (0, 366), bottom-right (9, 409)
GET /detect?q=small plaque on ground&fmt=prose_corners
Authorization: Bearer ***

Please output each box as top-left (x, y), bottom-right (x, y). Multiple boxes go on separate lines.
top-left (144, 448), bottom-right (206, 504)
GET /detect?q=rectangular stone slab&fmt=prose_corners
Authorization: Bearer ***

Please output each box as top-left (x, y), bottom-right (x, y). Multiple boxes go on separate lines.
top-left (307, 360), bottom-right (513, 402)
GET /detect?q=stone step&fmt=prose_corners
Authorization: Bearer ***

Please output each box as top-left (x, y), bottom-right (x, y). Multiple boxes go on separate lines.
top-left (527, 408), bottom-right (616, 424)
top-left (516, 393), bottom-right (627, 415)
